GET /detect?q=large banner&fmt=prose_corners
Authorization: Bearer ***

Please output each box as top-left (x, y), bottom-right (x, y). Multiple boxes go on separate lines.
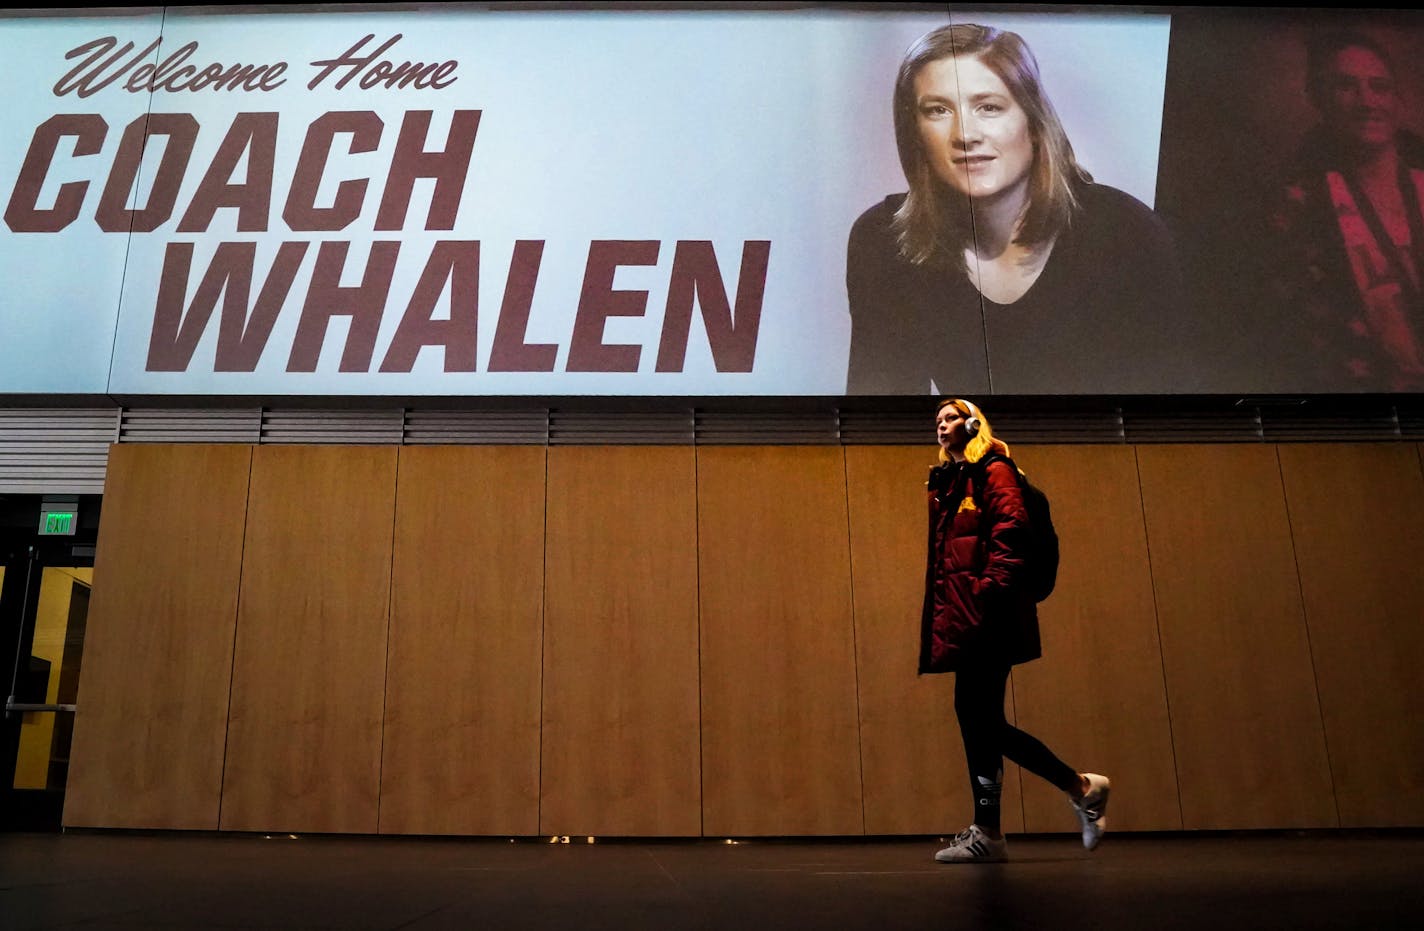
top-left (1, 6), bottom-right (1419, 396)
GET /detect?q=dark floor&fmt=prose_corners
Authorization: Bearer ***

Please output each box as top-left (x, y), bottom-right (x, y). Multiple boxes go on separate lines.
top-left (1, 830), bottom-right (1422, 930)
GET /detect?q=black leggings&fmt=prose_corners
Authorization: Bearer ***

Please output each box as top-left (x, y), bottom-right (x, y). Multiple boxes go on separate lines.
top-left (954, 663), bottom-right (1079, 832)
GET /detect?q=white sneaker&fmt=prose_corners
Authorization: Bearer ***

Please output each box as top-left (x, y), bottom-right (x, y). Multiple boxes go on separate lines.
top-left (1070, 773), bottom-right (1111, 850)
top-left (934, 824), bottom-right (1007, 863)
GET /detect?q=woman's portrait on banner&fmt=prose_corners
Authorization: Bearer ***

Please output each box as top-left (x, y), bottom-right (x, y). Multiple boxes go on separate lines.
top-left (845, 22), bottom-right (1185, 396)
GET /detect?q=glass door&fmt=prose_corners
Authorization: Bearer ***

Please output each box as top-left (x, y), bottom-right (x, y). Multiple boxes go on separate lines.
top-left (2, 536), bottom-right (95, 831)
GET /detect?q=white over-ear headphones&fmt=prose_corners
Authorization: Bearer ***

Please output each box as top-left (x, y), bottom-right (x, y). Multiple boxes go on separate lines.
top-left (961, 399), bottom-right (983, 439)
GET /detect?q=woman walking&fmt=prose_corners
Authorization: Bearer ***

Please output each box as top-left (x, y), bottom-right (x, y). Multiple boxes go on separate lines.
top-left (923, 398), bottom-right (1110, 863)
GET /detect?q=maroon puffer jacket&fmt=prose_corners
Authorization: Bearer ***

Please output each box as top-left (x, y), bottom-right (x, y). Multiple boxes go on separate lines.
top-left (917, 457), bottom-right (1043, 674)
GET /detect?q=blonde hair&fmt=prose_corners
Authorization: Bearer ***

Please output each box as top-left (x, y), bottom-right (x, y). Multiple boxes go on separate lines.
top-left (937, 397), bottom-right (1011, 464)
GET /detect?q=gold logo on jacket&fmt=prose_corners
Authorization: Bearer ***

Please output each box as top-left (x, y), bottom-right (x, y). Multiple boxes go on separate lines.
top-left (957, 496), bottom-right (978, 513)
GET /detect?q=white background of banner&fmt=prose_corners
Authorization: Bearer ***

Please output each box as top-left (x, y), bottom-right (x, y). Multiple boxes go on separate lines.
top-left (0, 8), bottom-right (1169, 395)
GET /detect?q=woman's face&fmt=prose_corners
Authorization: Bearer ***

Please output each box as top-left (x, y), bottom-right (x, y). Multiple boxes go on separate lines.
top-left (914, 54), bottom-right (1035, 204)
top-left (1319, 45), bottom-right (1398, 152)
top-left (935, 405), bottom-right (971, 457)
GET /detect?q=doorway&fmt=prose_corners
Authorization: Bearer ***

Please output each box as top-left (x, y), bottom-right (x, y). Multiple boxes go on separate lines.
top-left (1, 494), bottom-right (100, 831)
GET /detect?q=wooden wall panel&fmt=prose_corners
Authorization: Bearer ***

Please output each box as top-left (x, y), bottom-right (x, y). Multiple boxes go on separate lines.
top-left (1278, 444), bottom-right (1424, 827)
top-left (65, 445), bottom-right (251, 829)
top-left (220, 446), bottom-right (397, 834)
top-left (845, 446), bottom-right (1026, 835)
top-left (541, 447), bottom-right (700, 836)
top-left (1011, 446), bottom-right (1181, 833)
top-left (379, 447), bottom-right (544, 836)
top-left (698, 447), bottom-right (863, 836)
top-left (1137, 445), bottom-right (1336, 829)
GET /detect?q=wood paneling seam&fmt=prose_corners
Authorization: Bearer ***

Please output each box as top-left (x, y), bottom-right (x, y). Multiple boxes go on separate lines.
top-left (538, 446), bottom-right (549, 837)
top-left (840, 446), bottom-right (868, 836)
top-left (694, 446), bottom-right (705, 838)
top-left (374, 449), bottom-right (403, 833)
top-left (1133, 445), bottom-right (1186, 831)
top-left (216, 446), bottom-right (255, 831)
top-left (1273, 445), bottom-right (1343, 829)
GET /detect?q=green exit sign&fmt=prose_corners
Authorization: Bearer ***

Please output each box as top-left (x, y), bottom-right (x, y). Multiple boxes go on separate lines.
top-left (39, 510), bottom-right (76, 536)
